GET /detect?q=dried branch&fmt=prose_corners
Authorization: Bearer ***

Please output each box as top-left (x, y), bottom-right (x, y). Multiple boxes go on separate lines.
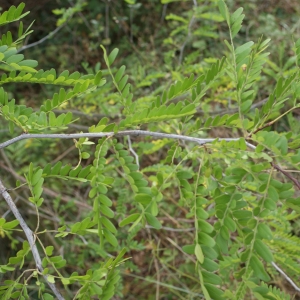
top-left (0, 179), bottom-right (64, 300)
top-left (0, 130), bottom-right (257, 150)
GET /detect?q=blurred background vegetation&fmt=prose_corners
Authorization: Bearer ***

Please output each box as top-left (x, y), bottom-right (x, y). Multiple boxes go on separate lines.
top-left (1, 0), bottom-right (300, 299)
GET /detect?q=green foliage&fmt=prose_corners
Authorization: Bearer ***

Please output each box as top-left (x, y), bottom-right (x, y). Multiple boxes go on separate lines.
top-left (1, 1), bottom-right (300, 299)
top-left (0, 3), bottom-right (29, 26)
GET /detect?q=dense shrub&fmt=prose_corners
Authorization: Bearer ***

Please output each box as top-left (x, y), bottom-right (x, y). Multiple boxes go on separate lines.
top-left (0, 1), bottom-right (300, 299)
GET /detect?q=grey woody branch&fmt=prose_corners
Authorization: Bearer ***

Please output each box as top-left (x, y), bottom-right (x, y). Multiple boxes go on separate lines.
top-left (0, 179), bottom-right (64, 300)
top-left (17, 21), bottom-right (67, 53)
top-left (272, 262), bottom-right (300, 292)
top-left (0, 130), bottom-right (257, 150)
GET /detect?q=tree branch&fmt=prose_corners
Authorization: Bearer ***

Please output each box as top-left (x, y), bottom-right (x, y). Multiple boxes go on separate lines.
top-left (0, 179), bottom-right (64, 300)
top-left (0, 130), bottom-right (257, 150)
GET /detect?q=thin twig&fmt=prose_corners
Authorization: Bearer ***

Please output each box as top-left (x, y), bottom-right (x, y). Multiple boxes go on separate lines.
top-left (2, 196), bottom-right (20, 218)
top-left (105, 0), bottom-right (110, 41)
top-left (0, 130), bottom-right (257, 150)
top-left (122, 272), bottom-right (203, 297)
top-left (17, 22), bottom-right (66, 53)
top-left (51, 109), bottom-right (109, 119)
top-left (272, 162), bottom-right (300, 190)
top-left (251, 121), bottom-right (274, 136)
top-left (146, 225), bottom-right (195, 232)
top-left (68, 0), bottom-right (94, 33)
top-left (178, 0), bottom-right (197, 65)
top-left (0, 179), bottom-right (64, 300)
top-left (0, 148), bottom-right (14, 171)
top-left (43, 97), bottom-right (267, 119)
top-left (272, 261), bottom-right (300, 292)
top-left (165, 237), bottom-right (196, 264)
top-left (145, 229), bottom-right (161, 300)
top-left (68, 124), bottom-right (90, 130)
top-left (129, 4), bottom-right (134, 43)
top-left (51, 145), bottom-right (76, 164)
top-left (204, 97), bottom-right (268, 116)
top-left (127, 136), bottom-right (139, 168)
top-left (161, 4), bottom-right (168, 23)
top-left (251, 105), bottom-right (298, 136)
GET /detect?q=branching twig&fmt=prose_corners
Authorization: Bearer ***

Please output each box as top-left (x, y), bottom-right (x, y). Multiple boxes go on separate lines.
top-left (251, 121), bottom-right (274, 136)
top-left (0, 179), bottom-right (64, 300)
top-left (272, 261), bottom-right (300, 293)
top-left (250, 105), bottom-right (298, 136)
top-left (0, 130), bottom-right (257, 150)
top-left (17, 22), bottom-right (66, 53)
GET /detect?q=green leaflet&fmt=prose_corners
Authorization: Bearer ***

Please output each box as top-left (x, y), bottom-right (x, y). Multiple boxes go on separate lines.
top-left (101, 46), bottom-right (133, 109)
top-left (119, 213), bottom-right (140, 227)
top-left (0, 47), bottom-right (38, 73)
top-left (119, 101), bottom-right (196, 127)
top-left (0, 219), bottom-right (19, 230)
top-left (0, 64), bottom-right (106, 133)
top-left (249, 254), bottom-right (270, 281)
top-left (253, 283), bottom-right (291, 300)
top-left (257, 223), bottom-right (273, 240)
top-left (0, 3), bottom-right (29, 26)
top-left (195, 243), bottom-right (204, 264)
top-left (107, 48), bottom-right (119, 66)
top-left (254, 239), bottom-right (273, 263)
top-left (218, 0), bottom-right (229, 24)
top-left (145, 213), bottom-right (162, 229)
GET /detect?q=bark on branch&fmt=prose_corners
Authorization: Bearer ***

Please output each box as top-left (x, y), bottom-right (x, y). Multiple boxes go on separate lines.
top-left (0, 130), bottom-right (257, 150)
top-left (0, 179), bottom-right (64, 300)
